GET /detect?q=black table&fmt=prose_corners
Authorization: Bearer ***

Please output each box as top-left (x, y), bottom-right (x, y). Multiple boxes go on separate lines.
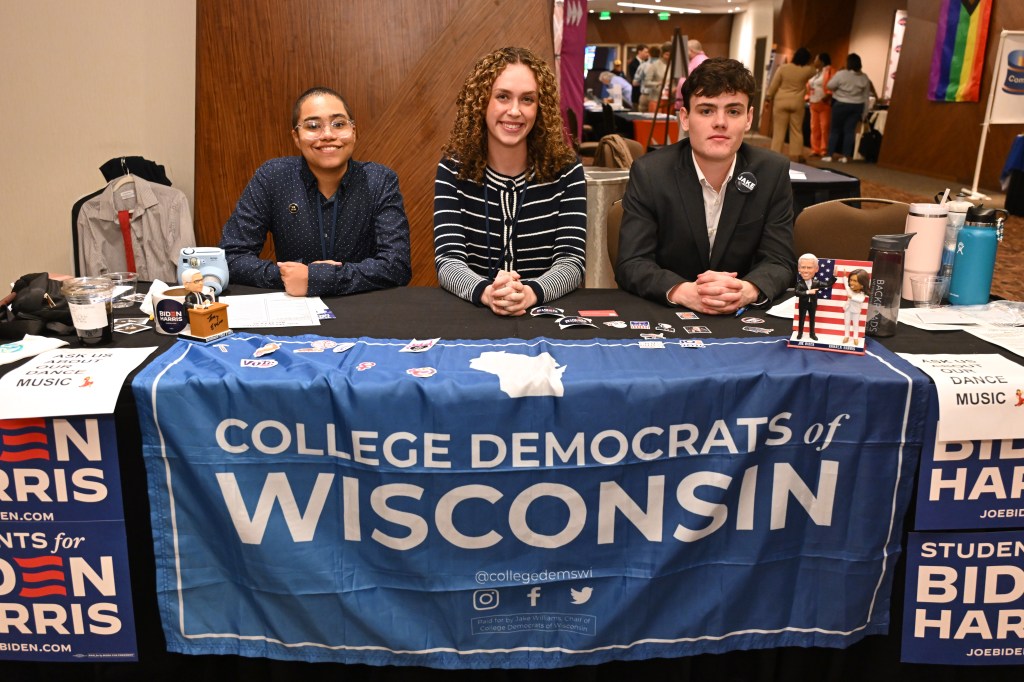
top-left (790, 162), bottom-right (861, 219)
top-left (4, 285), bottom-right (1021, 681)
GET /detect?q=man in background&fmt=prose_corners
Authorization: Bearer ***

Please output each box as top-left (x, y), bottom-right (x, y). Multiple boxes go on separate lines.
top-left (627, 44), bottom-right (648, 108)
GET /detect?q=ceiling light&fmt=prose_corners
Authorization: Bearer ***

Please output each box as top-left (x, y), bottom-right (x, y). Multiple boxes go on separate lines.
top-left (617, 3), bottom-right (701, 14)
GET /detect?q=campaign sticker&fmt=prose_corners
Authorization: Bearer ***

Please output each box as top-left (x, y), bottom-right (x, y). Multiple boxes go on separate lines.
top-left (401, 338), bottom-right (440, 353)
top-left (629, 321), bottom-right (650, 330)
top-left (407, 367), bottom-right (437, 378)
top-left (356, 361), bottom-right (376, 371)
top-left (558, 316), bottom-right (596, 329)
top-left (603, 321), bottom-right (628, 328)
top-left (312, 339), bottom-right (339, 349)
top-left (640, 333), bottom-right (665, 339)
top-left (254, 342), bottom-right (281, 357)
top-left (741, 317), bottom-right (765, 324)
top-left (530, 306), bottom-right (565, 317)
top-left (743, 326), bottom-right (774, 335)
top-left (684, 326), bottom-right (712, 334)
top-left (332, 342), bottom-right (357, 353)
top-left (639, 340), bottom-right (665, 349)
top-left (241, 358), bottom-right (278, 368)
top-left (294, 347), bottom-right (324, 353)
top-left (655, 323), bottom-right (676, 333)
top-left (577, 309), bottom-right (618, 317)
top-left (675, 312), bottom-right (699, 320)
top-left (680, 339), bottom-right (706, 348)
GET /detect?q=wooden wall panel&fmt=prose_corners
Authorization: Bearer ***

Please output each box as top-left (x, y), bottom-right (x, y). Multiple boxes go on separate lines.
top-left (774, 0), bottom-right (855, 64)
top-left (879, 0), bottom-right (1024, 189)
top-left (195, 0), bottom-right (555, 287)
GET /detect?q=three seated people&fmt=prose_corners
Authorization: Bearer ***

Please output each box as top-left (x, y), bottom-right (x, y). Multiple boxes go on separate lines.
top-left (219, 52), bottom-right (796, 312)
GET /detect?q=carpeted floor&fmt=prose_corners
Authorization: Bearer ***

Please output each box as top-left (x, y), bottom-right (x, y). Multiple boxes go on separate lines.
top-left (743, 132), bottom-right (1022, 301)
top-left (855, 178), bottom-right (1022, 301)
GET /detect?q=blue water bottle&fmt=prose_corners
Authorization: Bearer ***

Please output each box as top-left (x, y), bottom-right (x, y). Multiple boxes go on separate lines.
top-left (948, 205), bottom-right (1007, 305)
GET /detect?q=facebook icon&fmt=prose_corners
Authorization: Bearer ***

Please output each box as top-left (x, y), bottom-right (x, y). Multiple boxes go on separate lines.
top-left (527, 587), bottom-right (541, 607)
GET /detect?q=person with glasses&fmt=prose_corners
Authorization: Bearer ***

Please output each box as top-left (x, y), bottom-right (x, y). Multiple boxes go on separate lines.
top-left (433, 46), bottom-right (586, 316)
top-left (219, 86), bottom-right (411, 297)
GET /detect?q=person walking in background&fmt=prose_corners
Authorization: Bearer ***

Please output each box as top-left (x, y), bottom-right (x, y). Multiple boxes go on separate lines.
top-left (638, 44), bottom-right (667, 113)
top-left (765, 47), bottom-right (815, 163)
top-left (807, 52), bottom-right (835, 157)
top-left (823, 53), bottom-right (876, 163)
top-left (627, 44), bottom-right (649, 109)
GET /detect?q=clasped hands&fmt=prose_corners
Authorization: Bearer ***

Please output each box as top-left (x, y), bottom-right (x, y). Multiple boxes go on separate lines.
top-left (669, 270), bottom-right (760, 315)
top-left (481, 270), bottom-right (537, 316)
top-left (278, 260), bottom-right (343, 297)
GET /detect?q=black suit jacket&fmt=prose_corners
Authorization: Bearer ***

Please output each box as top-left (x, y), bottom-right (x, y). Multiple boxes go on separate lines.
top-left (615, 140), bottom-right (796, 305)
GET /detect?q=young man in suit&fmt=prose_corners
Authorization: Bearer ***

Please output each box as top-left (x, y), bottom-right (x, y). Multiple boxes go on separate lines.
top-left (616, 58), bottom-right (796, 314)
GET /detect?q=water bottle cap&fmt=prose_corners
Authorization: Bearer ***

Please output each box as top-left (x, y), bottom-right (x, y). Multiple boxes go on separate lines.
top-left (871, 233), bottom-right (914, 250)
top-left (965, 204), bottom-right (1008, 224)
top-left (909, 202), bottom-right (947, 217)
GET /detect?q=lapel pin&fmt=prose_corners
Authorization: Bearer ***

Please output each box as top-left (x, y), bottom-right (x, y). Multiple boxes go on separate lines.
top-left (735, 171), bottom-right (757, 194)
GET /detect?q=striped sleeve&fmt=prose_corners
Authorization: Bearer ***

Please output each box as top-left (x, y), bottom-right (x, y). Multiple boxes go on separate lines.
top-left (433, 159), bottom-right (489, 303)
top-left (519, 163), bottom-right (587, 304)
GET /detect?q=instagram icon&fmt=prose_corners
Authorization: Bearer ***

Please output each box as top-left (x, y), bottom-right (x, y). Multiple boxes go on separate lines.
top-left (473, 589), bottom-right (499, 611)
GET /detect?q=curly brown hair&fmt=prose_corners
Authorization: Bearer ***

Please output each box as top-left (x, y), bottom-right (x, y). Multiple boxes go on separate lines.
top-left (443, 46), bottom-right (576, 183)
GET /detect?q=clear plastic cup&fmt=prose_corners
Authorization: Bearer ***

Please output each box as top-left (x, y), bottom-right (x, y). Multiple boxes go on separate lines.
top-left (61, 277), bottom-right (115, 344)
top-left (104, 271), bottom-right (138, 308)
top-left (910, 275), bottom-right (949, 308)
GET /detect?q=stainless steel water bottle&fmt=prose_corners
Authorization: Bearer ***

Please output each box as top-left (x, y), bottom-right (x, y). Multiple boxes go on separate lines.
top-left (948, 206), bottom-right (1007, 305)
top-left (866, 233), bottom-right (914, 338)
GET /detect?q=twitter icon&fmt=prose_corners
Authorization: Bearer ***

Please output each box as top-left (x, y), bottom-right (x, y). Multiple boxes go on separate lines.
top-left (570, 586), bottom-right (593, 605)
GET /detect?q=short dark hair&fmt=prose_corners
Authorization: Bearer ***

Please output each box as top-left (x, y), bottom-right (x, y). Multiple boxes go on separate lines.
top-left (846, 53), bottom-right (862, 71)
top-left (292, 86), bottom-right (352, 128)
top-left (793, 47), bottom-right (811, 66)
top-left (818, 52), bottom-right (832, 67)
top-left (636, 44), bottom-right (648, 51)
top-left (681, 57), bottom-right (755, 112)
top-left (648, 45), bottom-right (662, 59)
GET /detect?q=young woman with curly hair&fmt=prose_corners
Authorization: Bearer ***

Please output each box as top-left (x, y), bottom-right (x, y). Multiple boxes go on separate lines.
top-left (434, 46), bottom-right (586, 315)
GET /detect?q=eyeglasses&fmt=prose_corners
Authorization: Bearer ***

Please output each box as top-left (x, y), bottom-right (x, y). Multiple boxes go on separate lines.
top-left (295, 118), bottom-right (356, 138)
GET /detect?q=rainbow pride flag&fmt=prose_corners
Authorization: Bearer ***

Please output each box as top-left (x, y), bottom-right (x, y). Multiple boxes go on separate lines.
top-left (928, 0), bottom-right (993, 102)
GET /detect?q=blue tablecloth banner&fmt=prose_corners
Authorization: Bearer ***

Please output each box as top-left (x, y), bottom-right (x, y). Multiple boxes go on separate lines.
top-left (132, 335), bottom-right (929, 668)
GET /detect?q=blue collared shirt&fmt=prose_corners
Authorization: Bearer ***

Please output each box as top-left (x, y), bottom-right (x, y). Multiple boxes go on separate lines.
top-left (219, 157), bottom-right (411, 296)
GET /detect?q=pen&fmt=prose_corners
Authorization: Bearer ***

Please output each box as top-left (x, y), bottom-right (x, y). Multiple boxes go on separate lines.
top-left (734, 306), bottom-right (747, 317)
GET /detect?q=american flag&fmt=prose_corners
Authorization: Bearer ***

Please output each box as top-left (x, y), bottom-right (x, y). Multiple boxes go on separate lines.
top-left (791, 258), bottom-right (873, 343)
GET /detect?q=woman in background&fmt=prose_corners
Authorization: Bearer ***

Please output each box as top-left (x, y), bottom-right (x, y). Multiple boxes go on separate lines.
top-left (433, 46), bottom-right (586, 316)
top-left (807, 52), bottom-right (835, 158)
top-left (765, 47), bottom-right (815, 163)
top-left (824, 53), bottom-right (876, 163)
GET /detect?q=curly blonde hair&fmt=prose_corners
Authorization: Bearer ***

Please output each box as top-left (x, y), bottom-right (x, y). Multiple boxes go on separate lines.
top-left (443, 46), bottom-right (576, 183)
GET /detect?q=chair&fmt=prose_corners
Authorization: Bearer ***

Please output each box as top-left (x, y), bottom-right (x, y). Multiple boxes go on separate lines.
top-left (606, 199), bottom-right (624, 272)
top-left (591, 135), bottom-right (644, 169)
top-left (793, 197), bottom-right (909, 261)
top-left (580, 104), bottom-right (618, 160)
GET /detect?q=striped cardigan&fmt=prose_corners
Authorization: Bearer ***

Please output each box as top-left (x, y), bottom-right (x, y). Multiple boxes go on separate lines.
top-left (433, 158), bottom-right (587, 305)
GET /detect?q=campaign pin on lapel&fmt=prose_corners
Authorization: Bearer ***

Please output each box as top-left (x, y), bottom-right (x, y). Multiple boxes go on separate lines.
top-left (289, 203), bottom-right (299, 214)
top-left (735, 171), bottom-right (757, 194)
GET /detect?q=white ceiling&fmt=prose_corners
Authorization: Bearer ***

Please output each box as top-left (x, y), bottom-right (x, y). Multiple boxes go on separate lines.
top-left (584, 0), bottom-right (750, 16)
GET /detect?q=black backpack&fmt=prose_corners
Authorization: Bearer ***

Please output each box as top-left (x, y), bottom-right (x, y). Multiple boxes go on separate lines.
top-left (858, 114), bottom-right (882, 163)
top-left (1, 273), bottom-right (76, 339)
